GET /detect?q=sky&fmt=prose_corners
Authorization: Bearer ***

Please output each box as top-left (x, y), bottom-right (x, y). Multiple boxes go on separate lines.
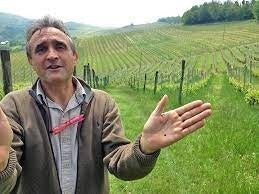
top-left (0, 0), bottom-right (235, 28)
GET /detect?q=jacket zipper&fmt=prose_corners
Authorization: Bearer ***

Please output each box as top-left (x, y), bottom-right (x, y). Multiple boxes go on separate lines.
top-left (75, 95), bottom-right (94, 193)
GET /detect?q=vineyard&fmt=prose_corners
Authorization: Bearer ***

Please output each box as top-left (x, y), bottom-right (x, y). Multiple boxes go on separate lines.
top-left (5, 20), bottom-right (259, 104)
top-left (0, 19), bottom-right (258, 193)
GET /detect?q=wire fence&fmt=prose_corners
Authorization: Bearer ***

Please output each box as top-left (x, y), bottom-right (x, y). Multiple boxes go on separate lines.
top-left (0, 49), bottom-right (110, 93)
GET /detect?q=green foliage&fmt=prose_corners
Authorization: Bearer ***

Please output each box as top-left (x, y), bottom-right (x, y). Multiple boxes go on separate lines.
top-left (157, 16), bottom-right (181, 24)
top-left (182, 0), bottom-right (255, 25)
top-left (0, 82), bottom-right (31, 100)
top-left (245, 88), bottom-right (259, 105)
top-left (229, 77), bottom-right (250, 92)
top-left (252, 69), bottom-right (259, 77)
top-left (253, 0), bottom-right (259, 21)
top-left (183, 76), bottom-right (211, 95)
top-left (0, 87), bottom-right (4, 100)
top-left (13, 82), bottom-right (31, 90)
top-left (229, 77), bottom-right (259, 105)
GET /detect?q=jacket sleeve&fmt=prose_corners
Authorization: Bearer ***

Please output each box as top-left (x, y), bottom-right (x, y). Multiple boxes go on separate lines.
top-left (102, 94), bottom-right (160, 181)
top-left (0, 95), bottom-right (24, 193)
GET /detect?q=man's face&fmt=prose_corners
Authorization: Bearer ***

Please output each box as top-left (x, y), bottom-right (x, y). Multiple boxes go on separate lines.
top-left (28, 27), bottom-right (78, 85)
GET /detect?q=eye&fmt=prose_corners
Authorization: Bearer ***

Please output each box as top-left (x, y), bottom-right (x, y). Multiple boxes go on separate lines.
top-left (35, 45), bottom-right (47, 54)
top-left (56, 42), bottom-right (67, 50)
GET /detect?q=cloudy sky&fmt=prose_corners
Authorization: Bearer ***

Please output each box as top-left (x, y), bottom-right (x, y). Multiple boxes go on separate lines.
top-left (1, 0), bottom-right (235, 27)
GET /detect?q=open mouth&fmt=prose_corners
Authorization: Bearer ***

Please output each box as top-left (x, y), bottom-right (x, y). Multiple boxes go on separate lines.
top-left (47, 65), bottom-right (62, 69)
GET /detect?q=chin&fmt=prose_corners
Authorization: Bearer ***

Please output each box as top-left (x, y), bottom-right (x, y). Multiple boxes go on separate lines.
top-left (43, 76), bottom-right (69, 84)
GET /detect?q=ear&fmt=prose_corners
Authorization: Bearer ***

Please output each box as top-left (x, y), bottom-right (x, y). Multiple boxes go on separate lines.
top-left (73, 52), bottom-right (78, 65)
top-left (28, 57), bottom-right (32, 65)
top-left (28, 57), bottom-right (36, 71)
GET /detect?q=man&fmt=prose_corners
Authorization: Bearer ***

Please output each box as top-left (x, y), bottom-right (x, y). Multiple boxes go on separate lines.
top-left (0, 16), bottom-right (212, 194)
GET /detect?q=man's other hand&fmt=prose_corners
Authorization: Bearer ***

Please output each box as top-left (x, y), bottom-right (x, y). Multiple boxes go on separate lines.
top-left (0, 107), bottom-right (13, 171)
top-left (140, 95), bottom-right (212, 154)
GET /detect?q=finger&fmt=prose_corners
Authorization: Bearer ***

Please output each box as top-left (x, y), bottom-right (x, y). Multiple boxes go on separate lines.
top-left (182, 120), bottom-right (205, 136)
top-left (181, 109), bottom-right (211, 129)
top-left (175, 100), bottom-right (203, 116)
top-left (153, 95), bottom-right (169, 116)
top-left (181, 103), bottom-right (211, 121)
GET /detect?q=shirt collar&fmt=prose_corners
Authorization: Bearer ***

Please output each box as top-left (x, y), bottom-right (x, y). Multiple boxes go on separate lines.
top-left (36, 77), bottom-right (86, 105)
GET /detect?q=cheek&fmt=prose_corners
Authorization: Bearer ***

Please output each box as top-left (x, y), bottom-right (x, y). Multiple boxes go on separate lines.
top-left (30, 60), bottom-right (43, 72)
top-left (67, 58), bottom-right (77, 67)
top-left (29, 60), bottom-right (37, 70)
top-left (31, 65), bottom-right (41, 74)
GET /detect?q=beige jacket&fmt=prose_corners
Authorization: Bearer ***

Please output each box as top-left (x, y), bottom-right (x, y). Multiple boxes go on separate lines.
top-left (0, 79), bottom-right (160, 194)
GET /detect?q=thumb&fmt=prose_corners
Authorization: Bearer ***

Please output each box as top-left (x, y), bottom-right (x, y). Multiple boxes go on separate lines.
top-left (0, 107), bottom-right (12, 147)
top-left (153, 95), bottom-right (168, 116)
top-left (0, 107), bottom-right (7, 121)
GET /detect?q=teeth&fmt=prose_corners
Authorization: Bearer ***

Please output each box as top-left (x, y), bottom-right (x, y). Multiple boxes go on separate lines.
top-left (49, 65), bottom-right (60, 69)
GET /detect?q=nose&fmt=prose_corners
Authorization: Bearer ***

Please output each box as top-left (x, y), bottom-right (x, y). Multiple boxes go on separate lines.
top-left (46, 47), bottom-right (58, 60)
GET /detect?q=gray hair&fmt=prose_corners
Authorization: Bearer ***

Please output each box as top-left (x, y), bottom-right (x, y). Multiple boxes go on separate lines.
top-left (26, 15), bottom-right (76, 58)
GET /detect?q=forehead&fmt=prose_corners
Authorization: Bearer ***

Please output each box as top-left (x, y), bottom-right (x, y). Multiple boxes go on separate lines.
top-left (29, 27), bottom-right (70, 47)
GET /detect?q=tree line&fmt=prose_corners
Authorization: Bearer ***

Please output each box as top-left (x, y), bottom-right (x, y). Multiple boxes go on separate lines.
top-left (157, 16), bottom-right (181, 24)
top-left (158, 0), bottom-right (259, 25)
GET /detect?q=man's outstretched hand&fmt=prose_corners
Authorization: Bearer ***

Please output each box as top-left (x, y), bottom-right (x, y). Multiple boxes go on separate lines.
top-left (0, 107), bottom-right (13, 171)
top-left (140, 95), bottom-right (212, 154)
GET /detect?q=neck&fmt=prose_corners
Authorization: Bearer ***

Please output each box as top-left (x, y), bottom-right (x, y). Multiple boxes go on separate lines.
top-left (41, 78), bottom-right (76, 110)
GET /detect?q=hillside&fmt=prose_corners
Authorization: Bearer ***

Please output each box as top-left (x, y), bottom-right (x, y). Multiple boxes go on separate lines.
top-left (7, 20), bottom-right (258, 107)
top-left (73, 20), bottom-right (259, 84)
top-left (64, 21), bottom-right (103, 37)
top-left (0, 12), bottom-right (31, 42)
top-left (9, 20), bottom-right (259, 83)
top-left (0, 12), bottom-right (103, 42)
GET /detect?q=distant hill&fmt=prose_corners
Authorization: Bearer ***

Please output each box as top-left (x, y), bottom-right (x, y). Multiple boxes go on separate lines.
top-left (0, 12), bottom-right (103, 43)
top-left (65, 21), bottom-right (103, 37)
top-left (0, 12), bottom-right (31, 42)
top-left (100, 22), bottom-right (170, 35)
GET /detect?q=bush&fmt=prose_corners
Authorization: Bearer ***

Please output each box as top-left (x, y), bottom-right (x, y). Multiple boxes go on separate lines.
top-left (229, 77), bottom-right (259, 105)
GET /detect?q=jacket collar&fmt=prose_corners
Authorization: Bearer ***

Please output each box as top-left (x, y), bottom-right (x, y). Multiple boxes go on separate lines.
top-left (29, 77), bottom-right (94, 105)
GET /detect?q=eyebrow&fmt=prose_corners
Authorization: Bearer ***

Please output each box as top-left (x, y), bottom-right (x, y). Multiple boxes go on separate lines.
top-left (34, 40), bottom-right (67, 52)
top-left (54, 40), bottom-right (67, 47)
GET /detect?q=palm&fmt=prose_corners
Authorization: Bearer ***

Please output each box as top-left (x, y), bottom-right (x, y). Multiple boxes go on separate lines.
top-left (141, 95), bottom-right (212, 154)
top-left (143, 110), bottom-right (183, 147)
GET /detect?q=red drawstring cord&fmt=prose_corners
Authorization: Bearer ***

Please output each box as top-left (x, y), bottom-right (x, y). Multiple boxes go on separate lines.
top-left (51, 114), bottom-right (85, 135)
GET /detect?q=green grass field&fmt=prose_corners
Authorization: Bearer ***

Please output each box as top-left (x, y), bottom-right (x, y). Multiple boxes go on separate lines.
top-left (106, 73), bottom-right (258, 193)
